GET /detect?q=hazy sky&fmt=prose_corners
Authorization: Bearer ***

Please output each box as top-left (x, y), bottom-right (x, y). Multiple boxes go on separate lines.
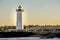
top-left (0, 0), bottom-right (60, 26)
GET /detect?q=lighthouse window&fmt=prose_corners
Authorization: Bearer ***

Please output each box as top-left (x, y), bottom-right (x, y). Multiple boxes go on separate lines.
top-left (18, 9), bottom-right (21, 11)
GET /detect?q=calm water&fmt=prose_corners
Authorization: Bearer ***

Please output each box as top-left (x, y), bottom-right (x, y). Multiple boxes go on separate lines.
top-left (0, 37), bottom-right (60, 40)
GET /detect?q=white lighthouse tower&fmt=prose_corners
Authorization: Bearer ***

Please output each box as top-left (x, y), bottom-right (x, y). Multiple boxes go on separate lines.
top-left (16, 5), bottom-right (24, 29)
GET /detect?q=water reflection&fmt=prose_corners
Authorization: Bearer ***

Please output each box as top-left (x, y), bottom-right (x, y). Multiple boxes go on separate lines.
top-left (0, 37), bottom-right (60, 40)
top-left (0, 37), bottom-right (40, 40)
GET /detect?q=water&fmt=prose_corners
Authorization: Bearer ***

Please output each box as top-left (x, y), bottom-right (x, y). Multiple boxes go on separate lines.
top-left (0, 37), bottom-right (60, 40)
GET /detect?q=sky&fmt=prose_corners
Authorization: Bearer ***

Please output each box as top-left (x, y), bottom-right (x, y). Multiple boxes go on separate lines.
top-left (0, 0), bottom-right (60, 26)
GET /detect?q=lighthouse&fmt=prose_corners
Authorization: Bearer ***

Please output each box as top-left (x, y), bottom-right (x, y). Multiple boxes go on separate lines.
top-left (16, 5), bottom-right (24, 29)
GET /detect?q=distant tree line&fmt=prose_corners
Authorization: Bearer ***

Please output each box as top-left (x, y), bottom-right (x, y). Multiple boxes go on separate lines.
top-left (0, 26), bottom-right (16, 31)
top-left (24, 25), bottom-right (60, 29)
